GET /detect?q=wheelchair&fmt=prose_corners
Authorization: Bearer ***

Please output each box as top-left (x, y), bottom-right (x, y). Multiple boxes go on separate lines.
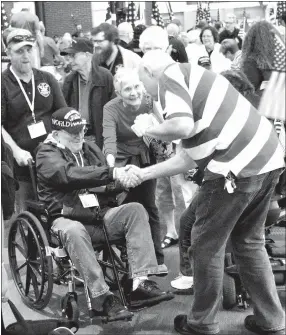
top-left (222, 199), bottom-right (286, 310)
top-left (8, 160), bottom-right (133, 324)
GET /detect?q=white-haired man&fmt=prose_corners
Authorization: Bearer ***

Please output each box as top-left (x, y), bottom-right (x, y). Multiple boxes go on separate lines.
top-left (219, 13), bottom-right (242, 49)
top-left (118, 22), bottom-right (134, 49)
top-left (127, 49), bottom-right (285, 335)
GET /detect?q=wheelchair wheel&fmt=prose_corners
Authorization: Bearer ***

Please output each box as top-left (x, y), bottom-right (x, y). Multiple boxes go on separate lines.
top-left (222, 272), bottom-right (237, 310)
top-left (61, 294), bottom-right (79, 322)
top-left (8, 211), bottom-right (53, 310)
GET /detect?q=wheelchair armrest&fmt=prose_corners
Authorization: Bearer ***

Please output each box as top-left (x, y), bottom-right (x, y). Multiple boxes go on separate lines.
top-left (25, 200), bottom-right (47, 213)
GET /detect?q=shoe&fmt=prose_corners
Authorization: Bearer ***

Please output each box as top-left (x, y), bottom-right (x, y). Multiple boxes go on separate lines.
top-left (174, 314), bottom-right (213, 335)
top-left (161, 235), bottom-right (179, 249)
top-left (171, 273), bottom-right (193, 290)
top-left (244, 315), bottom-right (285, 334)
top-left (156, 263), bottom-right (169, 277)
top-left (129, 279), bottom-right (174, 309)
top-left (102, 295), bottom-right (133, 322)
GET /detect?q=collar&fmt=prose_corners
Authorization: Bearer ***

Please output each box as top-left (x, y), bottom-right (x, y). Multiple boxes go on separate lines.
top-left (7, 64), bottom-right (40, 83)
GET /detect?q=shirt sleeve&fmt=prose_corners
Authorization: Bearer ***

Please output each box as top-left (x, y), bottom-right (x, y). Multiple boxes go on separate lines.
top-left (177, 41), bottom-right (188, 63)
top-left (102, 105), bottom-right (118, 157)
top-left (46, 72), bottom-right (67, 110)
top-left (159, 75), bottom-right (193, 121)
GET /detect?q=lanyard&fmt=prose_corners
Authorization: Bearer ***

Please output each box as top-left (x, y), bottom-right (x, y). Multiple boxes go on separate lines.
top-left (10, 66), bottom-right (36, 123)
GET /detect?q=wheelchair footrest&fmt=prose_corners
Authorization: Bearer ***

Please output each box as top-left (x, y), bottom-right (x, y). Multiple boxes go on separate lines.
top-left (89, 309), bottom-right (133, 323)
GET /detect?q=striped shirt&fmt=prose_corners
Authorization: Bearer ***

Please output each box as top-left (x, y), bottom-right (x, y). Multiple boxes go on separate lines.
top-left (158, 63), bottom-right (285, 180)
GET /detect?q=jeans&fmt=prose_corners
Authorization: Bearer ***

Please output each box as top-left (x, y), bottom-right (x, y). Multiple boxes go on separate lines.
top-left (185, 169), bottom-right (285, 334)
top-left (124, 179), bottom-right (164, 265)
top-left (51, 203), bottom-right (163, 308)
top-left (179, 192), bottom-right (199, 276)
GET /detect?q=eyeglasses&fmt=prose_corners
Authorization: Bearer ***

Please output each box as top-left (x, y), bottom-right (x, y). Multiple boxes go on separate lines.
top-left (61, 127), bottom-right (87, 137)
top-left (8, 35), bottom-right (36, 44)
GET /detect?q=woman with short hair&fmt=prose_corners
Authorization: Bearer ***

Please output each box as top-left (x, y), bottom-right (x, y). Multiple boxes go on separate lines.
top-left (102, 67), bottom-right (166, 270)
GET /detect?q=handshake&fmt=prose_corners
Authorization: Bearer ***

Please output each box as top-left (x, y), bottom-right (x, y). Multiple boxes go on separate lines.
top-left (113, 165), bottom-right (145, 188)
top-left (131, 113), bottom-right (159, 137)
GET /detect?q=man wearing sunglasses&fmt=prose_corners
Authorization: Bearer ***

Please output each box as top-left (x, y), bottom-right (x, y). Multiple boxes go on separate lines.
top-left (2, 28), bottom-right (67, 213)
top-left (61, 37), bottom-right (115, 150)
top-left (35, 107), bottom-right (174, 319)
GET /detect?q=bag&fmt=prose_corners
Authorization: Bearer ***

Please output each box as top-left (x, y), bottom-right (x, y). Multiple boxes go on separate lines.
top-left (3, 299), bottom-right (78, 335)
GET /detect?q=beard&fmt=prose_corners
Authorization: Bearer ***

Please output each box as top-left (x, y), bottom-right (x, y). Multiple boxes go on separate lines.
top-left (97, 43), bottom-right (114, 64)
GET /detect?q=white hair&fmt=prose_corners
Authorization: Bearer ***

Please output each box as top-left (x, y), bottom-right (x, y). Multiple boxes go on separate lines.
top-left (187, 29), bottom-right (201, 44)
top-left (139, 26), bottom-right (169, 52)
top-left (140, 49), bottom-right (174, 76)
top-left (167, 23), bottom-right (180, 37)
top-left (113, 67), bottom-right (141, 93)
top-left (118, 22), bottom-right (133, 37)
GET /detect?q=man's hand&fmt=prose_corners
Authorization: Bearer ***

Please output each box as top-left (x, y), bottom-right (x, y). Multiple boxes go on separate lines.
top-left (114, 165), bottom-right (143, 188)
top-left (106, 154), bottom-right (115, 167)
top-left (131, 114), bottom-right (156, 137)
top-left (13, 148), bottom-right (33, 166)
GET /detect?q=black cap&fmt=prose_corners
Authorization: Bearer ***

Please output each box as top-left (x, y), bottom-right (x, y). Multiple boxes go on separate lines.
top-left (198, 56), bottom-right (211, 68)
top-left (51, 107), bottom-right (86, 134)
top-left (60, 37), bottom-right (93, 56)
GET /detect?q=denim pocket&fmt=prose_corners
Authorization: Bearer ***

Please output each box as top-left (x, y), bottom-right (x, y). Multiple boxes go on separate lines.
top-left (235, 174), bottom-right (265, 193)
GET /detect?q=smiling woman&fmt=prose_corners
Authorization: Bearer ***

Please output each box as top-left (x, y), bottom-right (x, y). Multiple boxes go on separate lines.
top-left (102, 67), bottom-right (166, 269)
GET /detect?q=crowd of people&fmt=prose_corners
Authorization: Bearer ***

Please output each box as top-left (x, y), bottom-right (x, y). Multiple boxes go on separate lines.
top-left (1, 6), bottom-right (286, 335)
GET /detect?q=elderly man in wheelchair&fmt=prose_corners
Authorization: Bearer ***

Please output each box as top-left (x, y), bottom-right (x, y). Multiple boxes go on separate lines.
top-left (32, 107), bottom-right (174, 321)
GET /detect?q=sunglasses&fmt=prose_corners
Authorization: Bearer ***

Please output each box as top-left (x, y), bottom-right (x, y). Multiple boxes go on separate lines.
top-left (8, 35), bottom-right (36, 44)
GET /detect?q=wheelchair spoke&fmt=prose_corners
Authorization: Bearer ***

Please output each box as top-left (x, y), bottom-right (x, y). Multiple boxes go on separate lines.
top-left (28, 261), bottom-right (42, 279)
top-left (25, 266), bottom-right (32, 296)
top-left (15, 261), bottom-right (28, 273)
top-left (18, 222), bottom-right (28, 253)
top-left (29, 265), bottom-right (40, 299)
top-left (13, 242), bottom-right (27, 259)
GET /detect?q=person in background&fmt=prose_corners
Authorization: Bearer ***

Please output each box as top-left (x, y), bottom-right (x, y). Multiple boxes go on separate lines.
top-left (53, 35), bottom-right (60, 44)
top-left (2, 28), bottom-right (67, 213)
top-left (118, 22), bottom-right (134, 49)
top-left (220, 38), bottom-right (242, 70)
top-left (57, 33), bottom-right (73, 53)
top-left (185, 29), bottom-right (202, 66)
top-left (171, 18), bottom-right (183, 33)
top-left (102, 67), bottom-right (168, 271)
top-left (39, 21), bottom-right (64, 81)
top-left (61, 37), bottom-right (115, 150)
top-left (219, 13), bottom-right (242, 49)
top-left (139, 26), bottom-right (194, 250)
top-left (10, 8), bottom-right (44, 68)
top-left (241, 20), bottom-right (279, 103)
top-left (72, 24), bottom-right (84, 38)
top-left (166, 23), bottom-right (188, 63)
top-left (221, 69), bottom-right (260, 108)
top-left (214, 21), bottom-right (223, 34)
top-left (91, 23), bottom-right (140, 76)
top-left (127, 24), bottom-right (146, 58)
top-left (198, 25), bottom-right (231, 73)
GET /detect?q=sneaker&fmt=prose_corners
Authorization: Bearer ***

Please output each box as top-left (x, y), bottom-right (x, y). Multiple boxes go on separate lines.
top-left (156, 263), bottom-right (168, 277)
top-left (102, 295), bottom-right (133, 322)
top-left (171, 273), bottom-right (193, 290)
top-left (244, 315), bottom-right (285, 335)
top-left (129, 279), bottom-right (174, 309)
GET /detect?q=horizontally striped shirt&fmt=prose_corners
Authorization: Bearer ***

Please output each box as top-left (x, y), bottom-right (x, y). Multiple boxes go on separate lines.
top-left (158, 63), bottom-right (285, 180)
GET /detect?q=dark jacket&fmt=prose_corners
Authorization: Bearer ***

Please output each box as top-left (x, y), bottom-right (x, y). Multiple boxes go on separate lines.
top-left (168, 36), bottom-right (188, 63)
top-left (62, 65), bottom-right (115, 150)
top-left (36, 135), bottom-right (119, 220)
top-left (219, 28), bottom-right (242, 50)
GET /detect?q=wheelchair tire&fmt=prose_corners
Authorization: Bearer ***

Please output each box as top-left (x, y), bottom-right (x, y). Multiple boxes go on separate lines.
top-left (8, 211), bottom-right (53, 310)
top-left (61, 296), bottom-right (79, 323)
top-left (225, 253), bottom-right (234, 267)
top-left (222, 272), bottom-right (237, 310)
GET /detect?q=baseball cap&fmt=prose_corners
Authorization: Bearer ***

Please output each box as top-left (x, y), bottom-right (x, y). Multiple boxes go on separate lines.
top-left (198, 56), bottom-right (211, 68)
top-left (51, 107), bottom-right (87, 134)
top-left (6, 28), bottom-right (35, 51)
top-left (60, 37), bottom-right (93, 56)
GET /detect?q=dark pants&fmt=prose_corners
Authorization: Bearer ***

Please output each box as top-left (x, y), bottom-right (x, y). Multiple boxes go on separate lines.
top-left (124, 178), bottom-right (164, 265)
top-left (183, 170), bottom-right (285, 334)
